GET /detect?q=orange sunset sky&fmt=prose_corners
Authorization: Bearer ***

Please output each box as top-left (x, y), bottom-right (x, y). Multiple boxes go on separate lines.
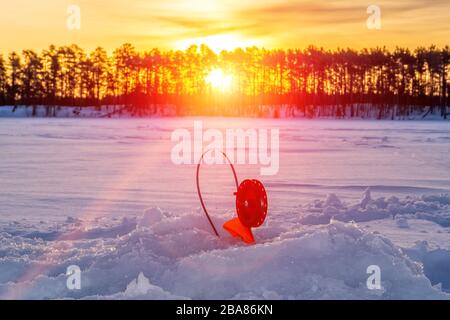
top-left (1, 0), bottom-right (449, 54)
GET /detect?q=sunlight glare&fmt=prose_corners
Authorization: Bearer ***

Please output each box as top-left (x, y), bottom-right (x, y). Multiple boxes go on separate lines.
top-left (206, 69), bottom-right (233, 93)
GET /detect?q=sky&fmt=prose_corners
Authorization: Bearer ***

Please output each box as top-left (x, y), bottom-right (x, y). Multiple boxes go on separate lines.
top-left (1, 0), bottom-right (449, 54)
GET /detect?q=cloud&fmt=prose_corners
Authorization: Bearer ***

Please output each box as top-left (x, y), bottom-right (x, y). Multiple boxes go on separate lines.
top-left (0, 0), bottom-right (449, 53)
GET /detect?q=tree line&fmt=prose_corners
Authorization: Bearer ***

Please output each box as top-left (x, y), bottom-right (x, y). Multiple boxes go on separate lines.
top-left (0, 44), bottom-right (448, 118)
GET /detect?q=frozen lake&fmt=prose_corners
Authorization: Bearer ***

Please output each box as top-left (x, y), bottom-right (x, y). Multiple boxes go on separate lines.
top-left (1, 117), bottom-right (450, 299)
top-left (0, 118), bottom-right (449, 221)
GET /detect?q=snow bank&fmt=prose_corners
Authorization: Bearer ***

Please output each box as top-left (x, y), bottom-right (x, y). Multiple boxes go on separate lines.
top-left (0, 104), bottom-right (448, 120)
top-left (162, 221), bottom-right (444, 299)
top-left (0, 200), bottom-right (448, 299)
top-left (0, 105), bottom-right (177, 118)
top-left (301, 188), bottom-right (450, 227)
top-left (405, 241), bottom-right (450, 293)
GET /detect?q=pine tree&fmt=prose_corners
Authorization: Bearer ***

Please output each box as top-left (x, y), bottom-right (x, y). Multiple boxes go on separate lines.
top-left (7, 52), bottom-right (21, 107)
top-left (0, 55), bottom-right (6, 104)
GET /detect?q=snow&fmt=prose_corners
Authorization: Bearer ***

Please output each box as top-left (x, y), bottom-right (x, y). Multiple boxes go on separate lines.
top-left (0, 212), bottom-right (447, 300)
top-left (99, 272), bottom-right (186, 300)
top-left (405, 242), bottom-right (450, 293)
top-left (0, 104), bottom-right (448, 120)
top-left (0, 117), bottom-right (449, 299)
top-left (0, 105), bottom-right (178, 118)
top-left (300, 188), bottom-right (450, 227)
top-left (137, 207), bottom-right (165, 229)
top-left (162, 221), bottom-right (446, 300)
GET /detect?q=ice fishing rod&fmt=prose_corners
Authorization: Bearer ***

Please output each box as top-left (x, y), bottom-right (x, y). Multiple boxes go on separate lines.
top-left (196, 150), bottom-right (268, 244)
top-left (196, 150), bottom-right (239, 237)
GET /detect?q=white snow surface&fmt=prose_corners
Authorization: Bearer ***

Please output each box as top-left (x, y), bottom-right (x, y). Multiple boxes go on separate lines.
top-left (0, 118), bottom-right (449, 299)
top-left (0, 208), bottom-right (448, 300)
top-left (0, 104), bottom-right (447, 120)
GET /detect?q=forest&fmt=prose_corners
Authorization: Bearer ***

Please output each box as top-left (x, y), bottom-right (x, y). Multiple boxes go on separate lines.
top-left (0, 44), bottom-right (448, 118)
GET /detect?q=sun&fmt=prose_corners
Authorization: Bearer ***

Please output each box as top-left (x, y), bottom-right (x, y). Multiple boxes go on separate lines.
top-left (206, 68), bottom-right (233, 92)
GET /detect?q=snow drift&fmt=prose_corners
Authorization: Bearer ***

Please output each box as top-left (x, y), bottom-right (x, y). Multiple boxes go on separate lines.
top-left (0, 105), bottom-right (448, 120)
top-left (301, 188), bottom-right (450, 227)
top-left (0, 192), bottom-right (449, 300)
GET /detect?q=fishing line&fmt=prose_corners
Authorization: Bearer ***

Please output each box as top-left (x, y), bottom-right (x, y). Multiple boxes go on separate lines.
top-left (196, 150), bottom-right (239, 237)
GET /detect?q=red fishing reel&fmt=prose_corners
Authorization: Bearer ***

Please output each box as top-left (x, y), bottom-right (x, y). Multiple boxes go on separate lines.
top-left (196, 151), bottom-right (268, 244)
top-left (224, 179), bottom-right (268, 244)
